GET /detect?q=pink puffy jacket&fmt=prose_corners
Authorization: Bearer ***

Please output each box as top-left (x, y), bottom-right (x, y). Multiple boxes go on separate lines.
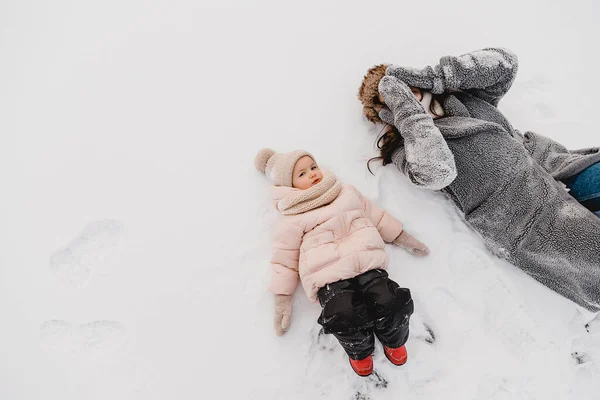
top-left (269, 184), bottom-right (404, 302)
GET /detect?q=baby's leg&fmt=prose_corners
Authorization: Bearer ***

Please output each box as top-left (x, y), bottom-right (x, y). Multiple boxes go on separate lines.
top-left (317, 279), bottom-right (374, 360)
top-left (358, 269), bottom-right (414, 349)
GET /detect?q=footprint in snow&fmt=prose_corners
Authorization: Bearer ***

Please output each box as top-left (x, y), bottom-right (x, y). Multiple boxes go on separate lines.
top-left (50, 219), bottom-right (125, 287)
top-left (40, 320), bottom-right (126, 357)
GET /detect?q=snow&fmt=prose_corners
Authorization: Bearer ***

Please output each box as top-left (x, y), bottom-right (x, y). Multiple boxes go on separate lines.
top-left (1, 0), bottom-right (599, 399)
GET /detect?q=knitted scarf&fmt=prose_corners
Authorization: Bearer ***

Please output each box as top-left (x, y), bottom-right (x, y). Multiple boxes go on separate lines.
top-left (277, 174), bottom-right (341, 215)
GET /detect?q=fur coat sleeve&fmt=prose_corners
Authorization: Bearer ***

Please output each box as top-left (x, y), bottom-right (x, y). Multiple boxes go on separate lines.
top-left (378, 76), bottom-right (458, 191)
top-left (387, 47), bottom-right (519, 106)
top-left (513, 130), bottom-right (600, 180)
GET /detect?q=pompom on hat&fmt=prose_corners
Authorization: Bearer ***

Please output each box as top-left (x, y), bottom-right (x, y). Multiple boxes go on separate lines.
top-left (254, 148), bottom-right (314, 187)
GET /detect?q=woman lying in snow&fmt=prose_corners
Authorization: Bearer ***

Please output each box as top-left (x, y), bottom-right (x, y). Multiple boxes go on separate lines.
top-left (357, 47), bottom-right (600, 315)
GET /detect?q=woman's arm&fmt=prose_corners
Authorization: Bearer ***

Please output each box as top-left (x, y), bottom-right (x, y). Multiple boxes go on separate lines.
top-left (387, 47), bottom-right (519, 106)
top-left (379, 76), bottom-right (457, 190)
top-left (518, 131), bottom-right (600, 180)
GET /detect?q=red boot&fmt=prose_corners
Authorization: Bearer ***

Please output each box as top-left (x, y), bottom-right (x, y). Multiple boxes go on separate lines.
top-left (383, 345), bottom-right (408, 366)
top-left (349, 355), bottom-right (373, 377)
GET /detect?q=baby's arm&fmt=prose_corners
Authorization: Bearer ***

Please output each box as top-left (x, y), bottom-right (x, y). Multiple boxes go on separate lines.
top-left (352, 186), bottom-right (403, 243)
top-left (387, 47), bottom-right (518, 106)
top-left (270, 219), bottom-right (303, 336)
top-left (352, 186), bottom-right (430, 256)
top-left (270, 219), bottom-right (302, 295)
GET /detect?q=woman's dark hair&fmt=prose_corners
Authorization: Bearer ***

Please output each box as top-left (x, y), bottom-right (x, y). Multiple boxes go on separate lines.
top-left (367, 124), bottom-right (402, 174)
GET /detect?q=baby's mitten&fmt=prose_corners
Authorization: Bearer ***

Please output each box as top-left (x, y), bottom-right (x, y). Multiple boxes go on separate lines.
top-left (274, 294), bottom-right (293, 336)
top-left (393, 230), bottom-right (430, 257)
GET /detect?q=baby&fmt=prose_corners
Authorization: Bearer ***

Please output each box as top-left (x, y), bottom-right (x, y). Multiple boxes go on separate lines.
top-left (255, 148), bottom-right (429, 377)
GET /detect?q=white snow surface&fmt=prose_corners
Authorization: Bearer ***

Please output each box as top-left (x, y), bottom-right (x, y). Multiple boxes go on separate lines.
top-left (1, 1), bottom-right (600, 399)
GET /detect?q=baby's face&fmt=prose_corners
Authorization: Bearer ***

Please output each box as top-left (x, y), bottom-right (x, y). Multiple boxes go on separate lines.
top-left (292, 156), bottom-right (323, 190)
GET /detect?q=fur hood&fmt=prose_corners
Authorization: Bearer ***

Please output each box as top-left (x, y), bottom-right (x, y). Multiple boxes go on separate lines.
top-left (357, 64), bottom-right (388, 124)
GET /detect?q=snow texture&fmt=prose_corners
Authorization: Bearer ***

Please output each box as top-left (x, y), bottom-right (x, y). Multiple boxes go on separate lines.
top-left (50, 219), bottom-right (125, 287)
top-left (0, 0), bottom-right (599, 399)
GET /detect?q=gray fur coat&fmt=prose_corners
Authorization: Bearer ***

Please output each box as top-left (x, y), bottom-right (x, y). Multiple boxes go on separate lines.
top-left (378, 48), bottom-right (600, 311)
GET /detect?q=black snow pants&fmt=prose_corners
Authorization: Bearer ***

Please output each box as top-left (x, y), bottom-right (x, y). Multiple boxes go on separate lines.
top-left (317, 269), bottom-right (414, 360)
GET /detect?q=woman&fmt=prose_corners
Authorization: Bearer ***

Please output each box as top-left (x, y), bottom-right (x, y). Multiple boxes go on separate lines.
top-left (357, 48), bottom-right (600, 312)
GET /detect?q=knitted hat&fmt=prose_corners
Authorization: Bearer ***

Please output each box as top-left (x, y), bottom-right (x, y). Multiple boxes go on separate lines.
top-left (254, 148), bottom-right (314, 187)
top-left (358, 64), bottom-right (389, 124)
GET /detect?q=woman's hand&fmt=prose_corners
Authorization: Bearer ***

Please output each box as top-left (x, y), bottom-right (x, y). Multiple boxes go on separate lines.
top-left (387, 65), bottom-right (442, 93)
top-left (378, 84), bottom-right (424, 125)
top-left (378, 76), bottom-right (427, 125)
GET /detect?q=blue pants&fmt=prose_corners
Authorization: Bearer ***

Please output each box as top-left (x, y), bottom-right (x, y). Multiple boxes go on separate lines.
top-left (564, 162), bottom-right (600, 218)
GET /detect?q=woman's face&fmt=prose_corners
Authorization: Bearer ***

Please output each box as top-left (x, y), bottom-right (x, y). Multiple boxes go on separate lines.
top-left (375, 83), bottom-right (444, 122)
top-left (409, 87), bottom-right (423, 101)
